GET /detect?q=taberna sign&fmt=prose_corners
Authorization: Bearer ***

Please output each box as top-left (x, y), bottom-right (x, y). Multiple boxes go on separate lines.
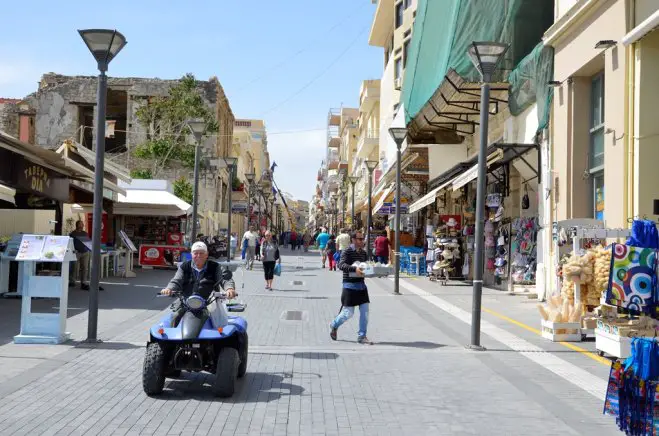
top-left (15, 159), bottom-right (69, 202)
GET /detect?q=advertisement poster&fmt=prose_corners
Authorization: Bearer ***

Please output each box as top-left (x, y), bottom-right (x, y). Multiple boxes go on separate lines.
top-left (15, 235), bottom-right (47, 261)
top-left (40, 236), bottom-right (70, 261)
top-left (139, 245), bottom-right (185, 268)
top-left (86, 212), bottom-right (108, 244)
top-left (167, 232), bottom-right (183, 246)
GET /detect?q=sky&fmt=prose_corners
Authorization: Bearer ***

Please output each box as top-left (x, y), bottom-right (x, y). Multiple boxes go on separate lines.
top-left (0, 0), bottom-right (382, 202)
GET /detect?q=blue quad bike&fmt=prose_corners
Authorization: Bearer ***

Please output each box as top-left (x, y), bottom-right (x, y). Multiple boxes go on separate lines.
top-left (142, 279), bottom-right (248, 398)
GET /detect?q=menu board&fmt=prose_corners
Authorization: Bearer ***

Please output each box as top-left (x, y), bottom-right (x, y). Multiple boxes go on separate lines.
top-left (14, 235), bottom-right (73, 262)
top-left (120, 230), bottom-right (137, 252)
top-left (15, 235), bottom-right (47, 261)
top-left (40, 236), bottom-right (70, 261)
top-left (2, 234), bottom-right (24, 258)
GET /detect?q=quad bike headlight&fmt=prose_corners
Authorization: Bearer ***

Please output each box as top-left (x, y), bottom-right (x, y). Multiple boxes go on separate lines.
top-left (186, 295), bottom-right (206, 310)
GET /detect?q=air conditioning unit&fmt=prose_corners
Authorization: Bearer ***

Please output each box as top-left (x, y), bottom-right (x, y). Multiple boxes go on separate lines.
top-left (394, 78), bottom-right (402, 90)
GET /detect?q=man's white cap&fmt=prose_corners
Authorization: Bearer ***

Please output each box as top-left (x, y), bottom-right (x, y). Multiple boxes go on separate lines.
top-left (191, 241), bottom-right (208, 253)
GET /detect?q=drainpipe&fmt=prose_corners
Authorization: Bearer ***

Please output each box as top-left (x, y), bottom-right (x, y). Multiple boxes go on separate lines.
top-left (625, 42), bottom-right (636, 224)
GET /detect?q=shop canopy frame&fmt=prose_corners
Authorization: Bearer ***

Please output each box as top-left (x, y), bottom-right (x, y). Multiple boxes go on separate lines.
top-left (425, 141), bottom-right (540, 199)
top-left (407, 69), bottom-right (509, 141)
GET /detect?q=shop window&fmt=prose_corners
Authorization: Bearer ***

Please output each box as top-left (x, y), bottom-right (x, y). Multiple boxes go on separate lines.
top-left (590, 72), bottom-right (605, 219)
top-left (395, 2), bottom-right (404, 28)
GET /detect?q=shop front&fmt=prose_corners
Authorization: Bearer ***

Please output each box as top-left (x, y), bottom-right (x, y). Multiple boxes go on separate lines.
top-left (409, 141), bottom-right (541, 290)
top-left (113, 179), bottom-right (191, 269)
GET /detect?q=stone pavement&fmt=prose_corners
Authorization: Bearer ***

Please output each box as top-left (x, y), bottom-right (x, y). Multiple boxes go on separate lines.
top-left (0, 249), bottom-right (621, 435)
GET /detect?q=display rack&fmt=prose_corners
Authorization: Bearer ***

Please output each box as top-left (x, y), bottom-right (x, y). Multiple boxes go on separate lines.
top-left (0, 234), bottom-right (28, 297)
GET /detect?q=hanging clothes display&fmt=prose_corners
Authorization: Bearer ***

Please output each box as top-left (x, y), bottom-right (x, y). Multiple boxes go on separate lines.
top-left (627, 219), bottom-right (659, 250)
top-left (510, 217), bottom-right (538, 284)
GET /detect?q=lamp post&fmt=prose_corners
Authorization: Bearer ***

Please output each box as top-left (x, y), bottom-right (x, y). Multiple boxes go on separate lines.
top-left (256, 188), bottom-right (263, 233)
top-left (467, 41), bottom-right (509, 350)
top-left (185, 119), bottom-right (205, 243)
top-left (364, 160), bottom-right (378, 261)
top-left (78, 29), bottom-right (127, 343)
top-left (347, 175), bottom-right (360, 229)
top-left (388, 128), bottom-right (407, 296)
top-left (245, 172), bottom-right (255, 229)
top-left (224, 156), bottom-right (238, 261)
top-left (340, 185), bottom-right (347, 229)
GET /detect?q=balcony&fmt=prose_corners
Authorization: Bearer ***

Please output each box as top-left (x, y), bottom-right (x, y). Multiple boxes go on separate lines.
top-left (328, 109), bottom-right (341, 126)
top-left (355, 129), bottom-right (379, 159)
top-left (359, 80), bottom-right (380, 114)
top-left (328, 136), bottom-right (341, 148)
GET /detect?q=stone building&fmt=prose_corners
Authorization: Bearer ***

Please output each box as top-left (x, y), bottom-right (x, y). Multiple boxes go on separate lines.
top-left (0, 72), bottom-right (236, 236)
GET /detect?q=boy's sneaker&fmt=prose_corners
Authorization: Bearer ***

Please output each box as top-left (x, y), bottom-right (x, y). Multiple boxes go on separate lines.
top-left (330, 325), bottom-right (337, 341)
top-left (357, 336), bottom-right (373, 345)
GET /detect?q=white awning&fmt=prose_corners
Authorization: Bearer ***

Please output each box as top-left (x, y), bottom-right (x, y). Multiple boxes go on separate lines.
top-left (451, 149), bottom-right (504, 191)
top-left (0, 183), bottom-right (16, 205)
top-left (372, 184), bottom-right (395, 215)
top-left (408, 177), bottom-right (455, 214)
top-left (622, 9), bottom-right (659, 46)
top-left (115, 190), bottom-right (192, 217)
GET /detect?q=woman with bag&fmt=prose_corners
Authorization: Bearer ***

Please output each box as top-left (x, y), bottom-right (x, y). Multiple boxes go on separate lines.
top-left (260, 230), bottom-right (280, 290)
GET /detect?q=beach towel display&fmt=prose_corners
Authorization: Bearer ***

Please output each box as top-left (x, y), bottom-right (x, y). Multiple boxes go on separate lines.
top-left (606, 244), bottom-right (657, 314)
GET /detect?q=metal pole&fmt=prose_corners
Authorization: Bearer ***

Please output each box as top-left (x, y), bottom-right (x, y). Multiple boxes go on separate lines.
top-left (351, 183), bottom-right (356, 229)
top-left (247, 185), bottom-right (251, 229)
top-left (191, 140), bottom-right (201, 242)
top-left (86, 68), bottom-right (107, 342)
top-left (394, 143), bottom-right (402, 295)
top-left (367, 171), bottom-right (373, 261)
top-left (226, 164), bottom-right (233, 261)
top-left (257, 193), bottom-right (262, 234)
top-left (470, 82), bottom-right (490, 350)
top-left (342, 196), bottom-right (346, 228)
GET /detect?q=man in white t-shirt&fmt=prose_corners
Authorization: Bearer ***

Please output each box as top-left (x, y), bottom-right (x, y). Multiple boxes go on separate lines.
top-left (241, 226), bottom-right (258, 270)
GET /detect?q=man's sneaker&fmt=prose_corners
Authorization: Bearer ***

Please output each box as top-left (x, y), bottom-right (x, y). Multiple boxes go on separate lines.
top-left (357, 336), bottom-right (373, 345)
top-left (330, 325), bottom-right (337, 341)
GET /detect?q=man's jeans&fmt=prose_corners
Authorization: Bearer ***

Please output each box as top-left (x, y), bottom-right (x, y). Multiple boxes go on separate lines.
top-left (331, 303), bottom-right (369, 337)
top-left (376, 255), bottom-right (389, 264)
top-left (245, 246), bottom-right (255, 269)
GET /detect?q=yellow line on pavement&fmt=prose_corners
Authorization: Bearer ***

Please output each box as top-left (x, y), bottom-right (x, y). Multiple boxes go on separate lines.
top-left (482, 307), bottom-right (610, 367)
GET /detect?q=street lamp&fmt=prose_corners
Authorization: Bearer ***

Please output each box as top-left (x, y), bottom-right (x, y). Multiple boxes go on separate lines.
top-left (364, 160), bottom-right (378, 261)
top-left (245, 172), bottom-right (255, 228)
top-left (186, 118), bottom-right (205, 244)
top-left (256, 187), bottom-right (263, 233)
top-left (467, 41), bottom-right (509, 350)
top-left (388, 127), bottom-right (407, 296)
top-left (340, 184), bottom-right (347, 229)
top-left (78, 28), bottom-right (127, 343)
top-left (347, 175), bottom-right (360, 229)
top-left (223, 156), bottom-right (238, 261)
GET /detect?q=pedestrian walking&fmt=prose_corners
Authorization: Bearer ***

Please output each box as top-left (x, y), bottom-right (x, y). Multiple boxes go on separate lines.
top-left (241, 226), bottom-right (258, 269)
top-left (336, 228), bottom-right (350, 256)
top-left (69, 220), bottom-right (91, 290)
top-left (261, 230), bottom-right (280, 290)
top-left (329, 230), bottom-right (372, 344)
top-left (374, 232), bottom-right (391, 264)
top-left (316, 228), bottom-right (330, 268)
top-left (290, 230), bottom-right (297, 250)
top-left (326, 235), bottom-right (337, 271)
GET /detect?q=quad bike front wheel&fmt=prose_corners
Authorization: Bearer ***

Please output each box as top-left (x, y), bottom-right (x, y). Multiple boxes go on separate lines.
top-left (212, 347), bottom-right (239, 397)
top-left (143, 342), bottom-right (166, 396)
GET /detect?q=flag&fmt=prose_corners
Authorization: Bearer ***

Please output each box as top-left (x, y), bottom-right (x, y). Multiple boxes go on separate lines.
top-left (270, 162), bottom-right (277, 172)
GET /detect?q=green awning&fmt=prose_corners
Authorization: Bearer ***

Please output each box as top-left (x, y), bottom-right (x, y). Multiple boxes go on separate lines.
top-left (402, 0), bottom-right (554, 133)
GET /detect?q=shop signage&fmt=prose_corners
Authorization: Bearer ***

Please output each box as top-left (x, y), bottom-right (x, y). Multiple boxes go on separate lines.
top-left (139, 244), bottom-right (186, 268)
top-left (167, 232), bottom-right (183, 246)
top-left (376, 202), bottom-right (408, 215)
top-left (232, 202), bottom-right (248, 213)
top-left (15, 160), bottom-right (69, 202)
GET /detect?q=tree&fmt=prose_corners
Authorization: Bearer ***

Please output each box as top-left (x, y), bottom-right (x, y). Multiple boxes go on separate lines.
top-left (173, 177), bottom-right (193, 204)
top-left (131, 74), bottom-right (218, 178)
top-left (130, 168), bottom-right (153, 179)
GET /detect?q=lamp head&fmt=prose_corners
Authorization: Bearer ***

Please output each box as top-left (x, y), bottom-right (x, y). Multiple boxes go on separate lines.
top-left (467, 41), bottom-right (509, 82)
top-left (78, 29), bottom-right (127, 71)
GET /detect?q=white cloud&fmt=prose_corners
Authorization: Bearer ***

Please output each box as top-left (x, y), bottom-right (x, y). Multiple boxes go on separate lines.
top-left (267, 129), bottom-right (326, 202)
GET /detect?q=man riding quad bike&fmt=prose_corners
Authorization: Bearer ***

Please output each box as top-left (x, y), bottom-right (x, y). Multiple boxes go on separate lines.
top-left (142, 241), bottom-right (248, 397)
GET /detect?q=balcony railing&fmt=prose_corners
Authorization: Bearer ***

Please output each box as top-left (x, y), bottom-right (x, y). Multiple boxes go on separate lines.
top-left (355, 129), bottom-right (379, 159)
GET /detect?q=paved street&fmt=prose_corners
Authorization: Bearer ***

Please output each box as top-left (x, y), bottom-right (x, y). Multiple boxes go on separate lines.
top-left (0, 250), bottom-right (619, 435)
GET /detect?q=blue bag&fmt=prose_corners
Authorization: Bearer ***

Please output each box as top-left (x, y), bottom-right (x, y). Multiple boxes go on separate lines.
top-left (274, 263), bottom-right (281, 276)
top-left (333, 251), bottom-right (340, 262)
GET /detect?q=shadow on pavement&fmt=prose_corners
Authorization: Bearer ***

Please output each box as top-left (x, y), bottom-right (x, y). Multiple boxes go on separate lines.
top-left (160, 372), bottom-right (305, 402)
top-left (75, 341), bottom-right (143, 350)
top-left (274, 289), bottom-right (309, 293)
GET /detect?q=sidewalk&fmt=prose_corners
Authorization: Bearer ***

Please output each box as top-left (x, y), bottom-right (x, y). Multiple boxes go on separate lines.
top-left (0, 252), bottom-right (619, 435)
top-left (0, 269), bottom-right (174, 391)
